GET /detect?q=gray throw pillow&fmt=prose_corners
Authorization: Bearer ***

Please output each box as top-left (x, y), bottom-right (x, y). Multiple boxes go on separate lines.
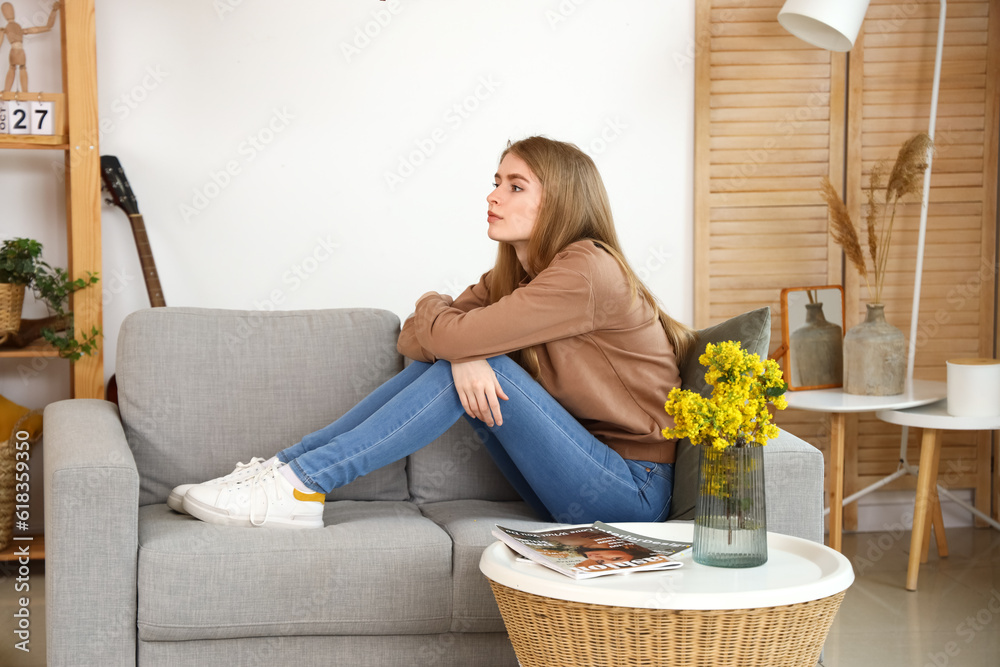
top-left (666, 307), bottom-right (772, 520)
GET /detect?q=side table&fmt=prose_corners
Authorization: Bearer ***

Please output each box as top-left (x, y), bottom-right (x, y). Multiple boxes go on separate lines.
top-left (876, 399), bottom-right (1000, 591)
top-left (784, 380), bottom-right (946, 552)
top-left (480, 522), bottom-right (854, 667)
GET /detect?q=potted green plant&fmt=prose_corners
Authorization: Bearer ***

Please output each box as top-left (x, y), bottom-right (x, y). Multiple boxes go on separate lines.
top-left (0, 239), bottom-right (32, 344)
top-left (0, 237), bottom-right (101, 360)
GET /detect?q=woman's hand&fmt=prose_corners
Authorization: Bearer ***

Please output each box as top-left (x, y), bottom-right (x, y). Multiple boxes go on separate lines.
top-left (451, 360), bottom-right (509, 427)
top-left (417, 291), bottom-right (453, 306)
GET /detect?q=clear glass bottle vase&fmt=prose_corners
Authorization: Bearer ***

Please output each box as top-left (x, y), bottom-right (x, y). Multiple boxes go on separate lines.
top-left (692, 443), bottom-right (768, 568)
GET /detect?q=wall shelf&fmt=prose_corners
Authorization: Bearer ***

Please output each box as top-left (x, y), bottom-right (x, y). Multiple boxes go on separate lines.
top-left (0, 135), bottom-right (69, 149)
top-left (0, 340), bottom-right (60, 358)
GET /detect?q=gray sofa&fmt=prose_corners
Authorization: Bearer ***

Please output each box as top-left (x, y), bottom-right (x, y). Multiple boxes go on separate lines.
top-left (43, 306), bottom-right (824, 667)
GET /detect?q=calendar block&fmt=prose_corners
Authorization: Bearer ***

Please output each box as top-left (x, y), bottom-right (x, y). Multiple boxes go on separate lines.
top-left (5, 99), bottom-right (30, 135)
top-left (29, 100), bottom-right (55, 135)
top-left (0, 93), bottom-right (64, 138)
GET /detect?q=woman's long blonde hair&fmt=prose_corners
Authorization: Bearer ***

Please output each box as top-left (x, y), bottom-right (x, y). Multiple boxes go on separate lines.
top-left (489, 136), bottom-right (695, 375)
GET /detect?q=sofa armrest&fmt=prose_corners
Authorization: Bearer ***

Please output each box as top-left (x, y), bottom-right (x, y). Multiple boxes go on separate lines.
top-left (763, 428), bottom-right (825, 544)
top-left (43, 399), bottom-right (139, 667)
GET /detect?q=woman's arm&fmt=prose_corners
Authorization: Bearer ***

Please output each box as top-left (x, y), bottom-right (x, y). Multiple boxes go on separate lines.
top-left (411, 260), bottom-right (597, 363)
top-left (397, 294), bottom-right (450, 362)
top-left (397, 272), bottom-right (492, 361)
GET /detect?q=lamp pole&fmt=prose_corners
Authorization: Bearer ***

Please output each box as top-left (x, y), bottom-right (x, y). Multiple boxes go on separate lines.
top-left (904, 0), bottom-right (947, 387)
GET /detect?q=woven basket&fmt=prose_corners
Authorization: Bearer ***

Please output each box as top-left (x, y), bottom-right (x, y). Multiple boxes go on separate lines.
top-left (0, 283), bottom-right (26, 345)
top-left (0, 410), bottom-right (42, 552)
top-left (489, 580), bottom-right (845, 667)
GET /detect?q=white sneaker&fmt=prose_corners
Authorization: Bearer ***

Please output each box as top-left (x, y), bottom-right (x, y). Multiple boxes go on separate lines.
top-left (167, 485), bottom-right (195, 513)
top-left (183, 464), bottom-right (325, 529)
top-left (167, 457), bottom-right (270, 514)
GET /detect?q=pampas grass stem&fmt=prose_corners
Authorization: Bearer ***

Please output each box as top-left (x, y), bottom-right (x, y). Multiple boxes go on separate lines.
top-left (821, 133), bottom-right (933, 306)
top-left (821, 176), bottom-right (873, 302)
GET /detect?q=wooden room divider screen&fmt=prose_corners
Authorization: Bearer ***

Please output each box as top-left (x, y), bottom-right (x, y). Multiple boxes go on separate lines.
top-left (693, 0), bottom-right (999, 528)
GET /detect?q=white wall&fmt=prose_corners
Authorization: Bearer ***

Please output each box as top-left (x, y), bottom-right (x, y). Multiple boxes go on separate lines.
top-left (1, 0), bottom-right (696, 406)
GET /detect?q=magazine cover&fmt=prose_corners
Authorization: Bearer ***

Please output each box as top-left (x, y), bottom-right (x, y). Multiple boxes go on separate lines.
top-left (492, 523), bottom-right (690, 579)
top-left (591, 522), bottom-right (692, 558)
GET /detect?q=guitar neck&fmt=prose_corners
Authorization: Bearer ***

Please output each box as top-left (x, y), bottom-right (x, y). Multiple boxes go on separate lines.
top-left (127, 213), bottom-right (166, 308)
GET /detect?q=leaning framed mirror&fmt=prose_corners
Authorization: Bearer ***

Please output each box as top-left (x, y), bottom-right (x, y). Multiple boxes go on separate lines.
top-left (778, 285), bottom-right (845, 391)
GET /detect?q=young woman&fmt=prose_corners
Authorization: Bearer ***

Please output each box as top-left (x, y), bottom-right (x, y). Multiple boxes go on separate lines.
top-left (176, 136), bottom-right (694, 529)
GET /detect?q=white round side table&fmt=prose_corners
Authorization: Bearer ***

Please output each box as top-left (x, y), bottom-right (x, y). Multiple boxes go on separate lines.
top-left (784, 379), bottom-right (946, 552)
top-left (876, 399), bottom-right (1000, 591)
top-left (480, 522), bottom-right (854, 666)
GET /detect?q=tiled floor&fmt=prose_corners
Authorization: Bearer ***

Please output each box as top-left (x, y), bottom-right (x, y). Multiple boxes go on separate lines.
top-left (1, 527), bottom-right (998, 666)
top-left (823, 527), bottom-right (1000, 667)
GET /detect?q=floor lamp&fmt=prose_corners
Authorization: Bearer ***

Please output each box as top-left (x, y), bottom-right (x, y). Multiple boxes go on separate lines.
top-left (776, 1), bottom-right (1000, 533)
top-left (779, 0), bottom-right (942, 388)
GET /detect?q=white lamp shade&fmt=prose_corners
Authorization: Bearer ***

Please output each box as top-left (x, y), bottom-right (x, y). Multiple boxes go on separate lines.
top-left (778, 0), bottom-right (872, 52)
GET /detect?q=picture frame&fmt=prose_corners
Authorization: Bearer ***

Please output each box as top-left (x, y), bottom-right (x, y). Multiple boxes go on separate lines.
top-left (778, 285), bottom-right (845, 391)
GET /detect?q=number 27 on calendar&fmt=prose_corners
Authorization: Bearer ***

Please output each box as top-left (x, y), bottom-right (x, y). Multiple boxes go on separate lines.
top-left (0, 100), bottom-right (55, 135)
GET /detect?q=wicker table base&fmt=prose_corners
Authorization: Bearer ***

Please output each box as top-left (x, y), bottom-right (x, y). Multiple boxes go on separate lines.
top-left (489, 580), bottom-right (845, 667)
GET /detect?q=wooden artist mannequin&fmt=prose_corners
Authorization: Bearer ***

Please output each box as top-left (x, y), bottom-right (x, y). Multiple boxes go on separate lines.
top-left (1, 1), bottom-right (60, 93)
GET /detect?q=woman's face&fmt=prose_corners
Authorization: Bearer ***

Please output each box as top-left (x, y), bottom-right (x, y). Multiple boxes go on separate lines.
top-left (487, 153), bottom-right (542, 249)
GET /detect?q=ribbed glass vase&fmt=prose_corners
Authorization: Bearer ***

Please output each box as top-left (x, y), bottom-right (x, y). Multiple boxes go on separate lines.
top-left (692, 442), bottom-right (768, 568)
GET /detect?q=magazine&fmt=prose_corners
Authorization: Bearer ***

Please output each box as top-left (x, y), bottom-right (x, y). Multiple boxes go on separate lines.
top-left (491, 521), bottom-right (690, 579)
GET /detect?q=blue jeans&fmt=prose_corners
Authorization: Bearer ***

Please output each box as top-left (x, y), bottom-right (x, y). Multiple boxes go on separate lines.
top-left (277, 356), bottom-right (673, 523)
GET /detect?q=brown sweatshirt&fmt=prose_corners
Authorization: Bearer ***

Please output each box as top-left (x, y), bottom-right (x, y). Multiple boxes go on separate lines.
top-left (397, 240), bottom-right (681, 464)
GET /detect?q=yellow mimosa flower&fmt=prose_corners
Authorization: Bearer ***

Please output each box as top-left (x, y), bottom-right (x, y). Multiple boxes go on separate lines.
top-left (663, 341), bottom-right (787, 452)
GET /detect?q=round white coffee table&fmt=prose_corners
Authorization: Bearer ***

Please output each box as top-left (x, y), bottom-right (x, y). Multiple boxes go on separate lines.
top-left (480, 522), bottom-right (854, 667)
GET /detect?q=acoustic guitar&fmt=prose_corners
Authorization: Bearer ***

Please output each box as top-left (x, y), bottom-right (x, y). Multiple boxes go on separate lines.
top-left (100, 155), bottom-right (166, 404)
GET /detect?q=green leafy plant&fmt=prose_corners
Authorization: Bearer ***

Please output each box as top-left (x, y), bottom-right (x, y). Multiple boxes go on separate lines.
top-left (0, 237), bottom-right (101, 361)
top-left (0, 237), bottom-right (44, 285)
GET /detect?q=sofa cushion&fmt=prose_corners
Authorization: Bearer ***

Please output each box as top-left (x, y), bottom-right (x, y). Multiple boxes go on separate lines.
top-left (117, 308), bottom-right (409, 506)
top-left (408, 416), bottom-right (520, 504)
top-left (667, 307), bottom-right (772, 520)
top-left (136, 502), bottom-right (454, 641)
top-left (419, 499), bottom-right (552, 632)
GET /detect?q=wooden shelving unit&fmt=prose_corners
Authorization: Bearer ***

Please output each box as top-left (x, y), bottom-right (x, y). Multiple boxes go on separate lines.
top-left (0, 0), bottom-right (103, 400)
top-left (1, 1), bottom-right (103, 565)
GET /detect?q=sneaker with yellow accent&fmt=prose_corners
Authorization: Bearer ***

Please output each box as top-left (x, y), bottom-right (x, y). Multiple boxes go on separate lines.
top-left (182, 464), bottom-right (325, 529)
top-left (167, 457), bottom-right (270, 514)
